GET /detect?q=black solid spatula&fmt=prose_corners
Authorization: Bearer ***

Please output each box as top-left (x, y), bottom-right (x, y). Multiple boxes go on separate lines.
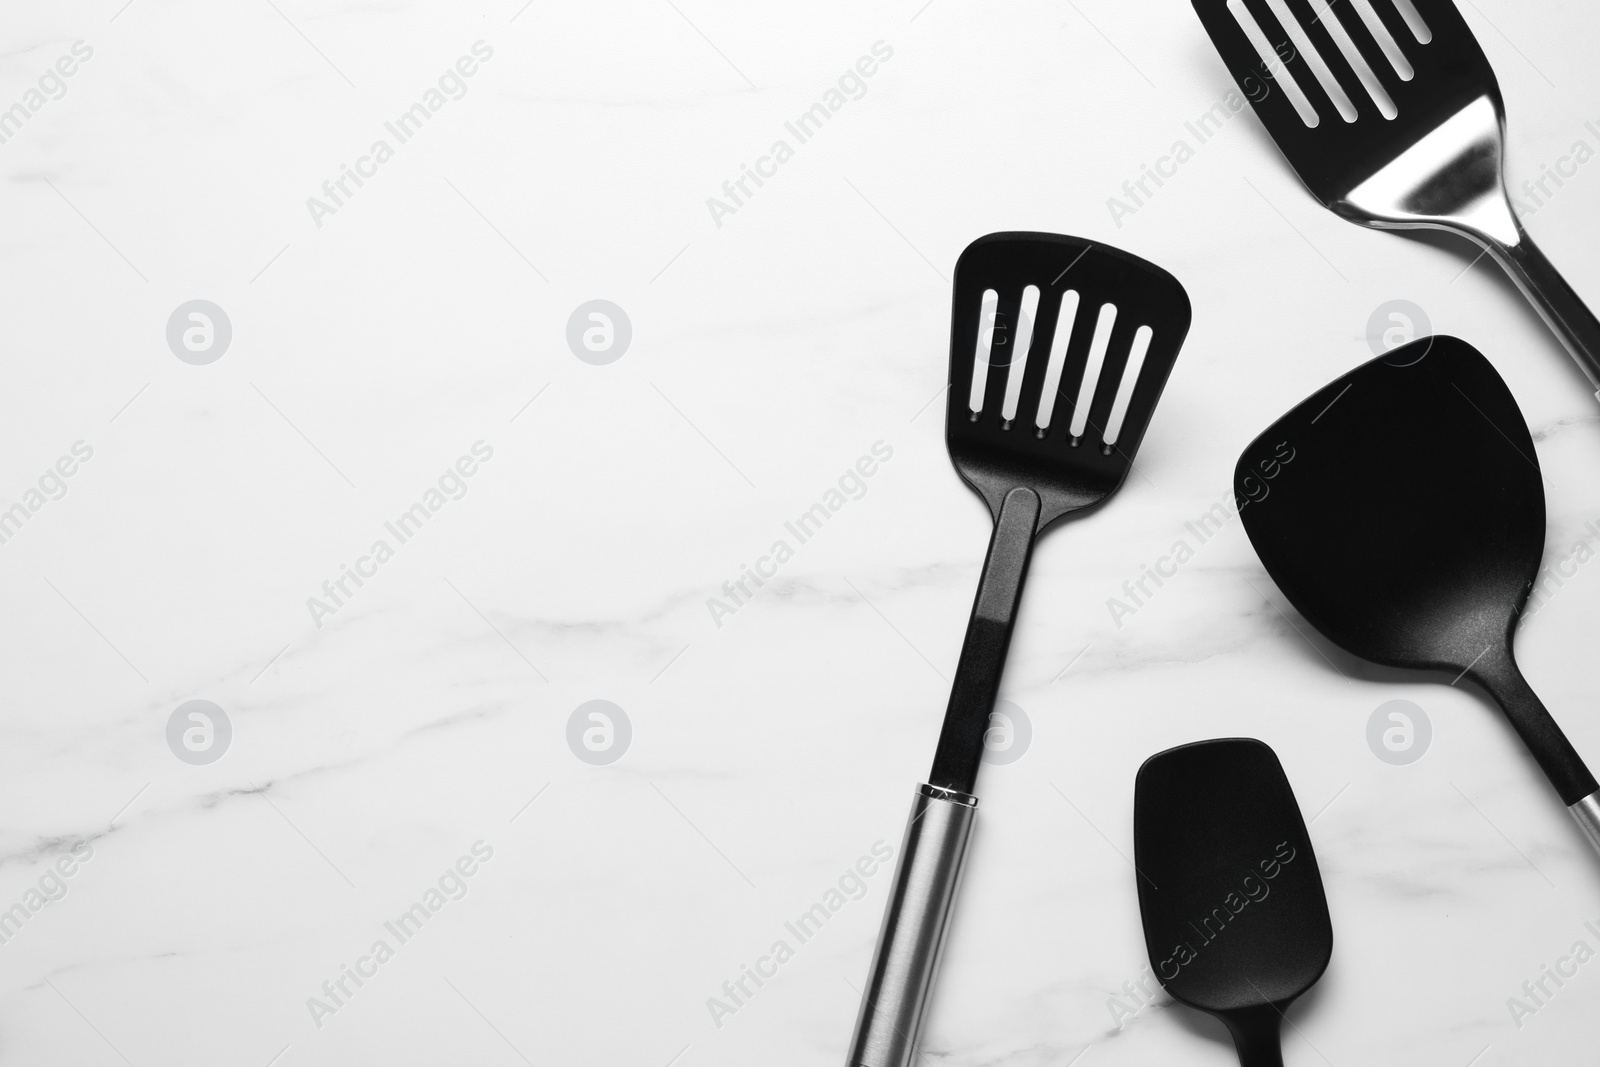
top-left (847, 233), bottom-right (1191, 1067)
top-left (1136, 738), bottom-right (1333, 1067)
top-left (1235, 336), bottom-right (1600, 855)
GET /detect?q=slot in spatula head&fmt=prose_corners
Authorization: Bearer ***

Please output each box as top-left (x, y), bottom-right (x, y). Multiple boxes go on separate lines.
top-left (946, 233), bottom-right (1191, 528)
top-left (1135, 738), bottom-right (1332, 1025)
top-left (1234, 335), bottom-right (1543, 674)
top-left (1190, 0), bottom-right (1499, 210)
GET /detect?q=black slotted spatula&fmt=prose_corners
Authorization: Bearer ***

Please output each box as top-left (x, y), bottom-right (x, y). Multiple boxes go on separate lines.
top-left (846, 233), bottom-right (1190, 1067)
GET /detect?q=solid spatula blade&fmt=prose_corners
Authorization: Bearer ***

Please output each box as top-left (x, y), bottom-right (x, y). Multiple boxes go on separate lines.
top-left (1233, 335), bottom-right (1544, 673)
top-left (1233, 337), bottom-right (1600, 810)
top-left (1134, 738), bottom-right (1332, 1014)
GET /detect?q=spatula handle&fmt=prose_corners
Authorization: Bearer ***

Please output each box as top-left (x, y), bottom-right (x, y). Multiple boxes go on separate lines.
top-left (1484, 231), bottom-right (1600, 397)
top-left (1570, 792), bottom-right (1600, 855)
top-left (1224, 1004), bottom-right (1286, 1067)
top-left (846, 784), bottom-right (976, 1067)
top-left (1469, 644), bottom-right (1598, 806)
top-left (927, 486), bottom-right (1040, 795)
top-left (1470, 644), bottom-right (1600, 861)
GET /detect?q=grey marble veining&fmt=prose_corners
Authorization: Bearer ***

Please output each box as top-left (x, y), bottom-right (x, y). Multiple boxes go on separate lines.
top-left (2, 1), bottom-right (1600, 1065)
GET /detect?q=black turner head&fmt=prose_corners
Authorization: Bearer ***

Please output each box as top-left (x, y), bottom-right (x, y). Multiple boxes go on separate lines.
top-left (946, 233), bottom-right (1191, 529)
top-left (1135, 738), bottom-right (1332, 1065)
top-left (1235, 338), bottom-right (1600, 808)
top-left (1234, 336), bottom-right (1543, 676)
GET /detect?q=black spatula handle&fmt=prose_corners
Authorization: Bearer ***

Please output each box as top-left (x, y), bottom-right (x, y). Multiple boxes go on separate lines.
top-left (846, 488), bottom-right (1035, 1064)
top-left (1224, 1005), bottom-right (1286, 1067)
top-left (927, 486), bottom-right (1041, 795)
top-left (1467, 643), bottom-right (1600, 856)
top-left (1468, 644), bottom-right (1599, 805)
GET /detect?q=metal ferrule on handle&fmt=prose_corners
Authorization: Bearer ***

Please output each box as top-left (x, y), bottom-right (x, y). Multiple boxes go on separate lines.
top-left (847, 784), bottom-right (977, 1067)
top-left (1569, 791), bottom-right (1600, 855)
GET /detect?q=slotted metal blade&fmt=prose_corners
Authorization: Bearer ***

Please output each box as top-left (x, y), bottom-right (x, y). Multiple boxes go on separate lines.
top-left (1191, 0), bottom-right (1498, 206)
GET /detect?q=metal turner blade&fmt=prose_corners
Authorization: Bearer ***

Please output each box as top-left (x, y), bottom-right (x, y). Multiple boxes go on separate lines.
top-left (1192, 0), bottom-right (1600, 394)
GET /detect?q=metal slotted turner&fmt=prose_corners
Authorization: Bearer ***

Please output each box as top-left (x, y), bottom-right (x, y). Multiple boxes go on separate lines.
top-left (1191, 0), bottom-right (1600, 393)
top-left (846, 233), bottom-right (1190, 1067)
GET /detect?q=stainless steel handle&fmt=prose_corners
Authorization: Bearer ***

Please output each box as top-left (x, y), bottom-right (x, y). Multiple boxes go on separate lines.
top-left (846, 784), bottom-right (977, 1067)
top-left (1569, 790), bottom-right (1600, 855)
top-left (1483, 230), bottom-right (1600, 397)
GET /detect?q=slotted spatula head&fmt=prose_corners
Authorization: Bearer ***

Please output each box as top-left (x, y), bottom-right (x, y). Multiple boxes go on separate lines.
top-left (1192, 0), bottom-right (1511, 235)
top-left (946, 233), bottom-right (1191, 529)
top-left (1234, 335), bottom-right (1543, 674)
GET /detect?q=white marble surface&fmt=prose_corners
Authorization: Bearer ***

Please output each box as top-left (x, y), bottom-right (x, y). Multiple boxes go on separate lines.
top-left (3, 1), bottom-right (1600, 1064)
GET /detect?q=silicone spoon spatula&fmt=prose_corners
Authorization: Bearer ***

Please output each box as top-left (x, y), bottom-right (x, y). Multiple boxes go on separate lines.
top-left (1235, 335), bottom-right (1600, 852)
top-left (1191, 0), bottom-right (1600, 395)
top-left (846, 233), bottom-right (1190, 1067)
top-left (1135, 738), bottom-right (1333, 1067)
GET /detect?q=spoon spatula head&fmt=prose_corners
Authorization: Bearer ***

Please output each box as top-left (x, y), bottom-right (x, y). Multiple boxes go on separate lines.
top-left (1135, 738), bottom-right (1333, 1067)
top-left (1234, 336), bottom-right (1598, 809)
